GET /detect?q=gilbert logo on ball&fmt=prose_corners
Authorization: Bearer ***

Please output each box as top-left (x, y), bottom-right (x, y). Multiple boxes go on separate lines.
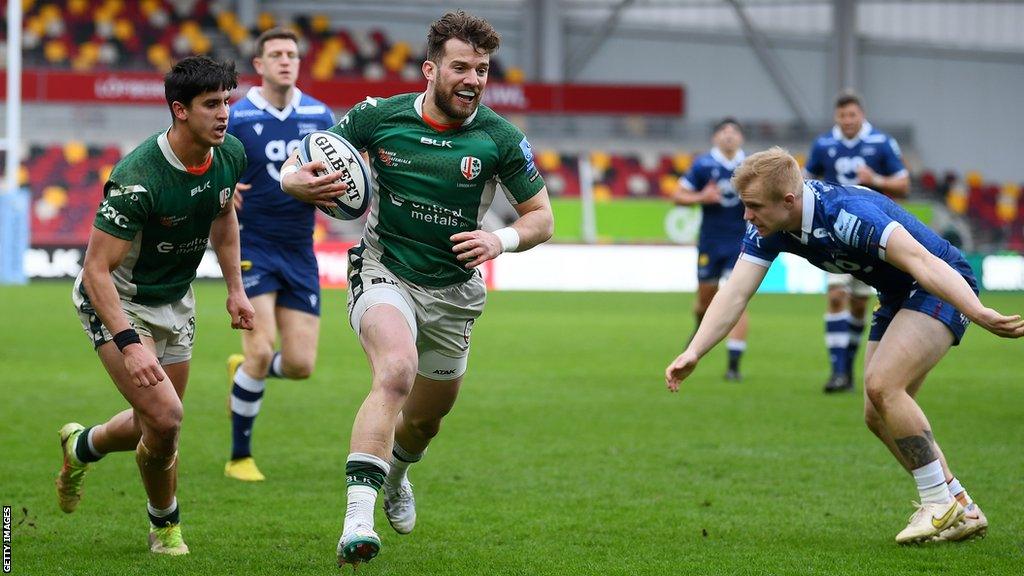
top-left (298, 131), bottom-right (373, 221)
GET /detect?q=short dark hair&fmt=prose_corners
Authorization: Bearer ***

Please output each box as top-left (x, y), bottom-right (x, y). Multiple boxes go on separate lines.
top-left (834, 89), bottom-right (863, 110)
top-left (164, 56), bottom-right (238, 118)
top-left (426, 10), bottom-right (501, 63)
top-left (713, 117), bottom-right (743, 135)
top-left (255, 27), bottom-right (299, 57)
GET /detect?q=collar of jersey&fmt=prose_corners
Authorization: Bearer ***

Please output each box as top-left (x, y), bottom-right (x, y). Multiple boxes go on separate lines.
top-left (246, 86), bottom-right (303, 121)
top-left (158, 127), bottom-right (212, 174)
top-left (794, 181), bottom-right (819, 243)
top-left (831, 120), bottom-right (873, 148)
top-left (414, 92), bottom-right (477, 130)
top-left (710, 147), bottom-right (745, 170)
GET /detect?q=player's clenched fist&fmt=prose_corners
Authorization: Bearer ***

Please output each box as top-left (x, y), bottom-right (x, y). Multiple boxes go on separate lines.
top-left (451, 230), bottom-right (504, 269)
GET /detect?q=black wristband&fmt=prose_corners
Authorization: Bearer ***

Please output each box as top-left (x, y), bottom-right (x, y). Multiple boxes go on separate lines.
top-left (113, 328), bottom-right (142, 352)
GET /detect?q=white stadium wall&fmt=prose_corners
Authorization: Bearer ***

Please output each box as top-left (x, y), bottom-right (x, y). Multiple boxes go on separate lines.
top-left (861, 52), bottom-right (1023, 183)
top-left (24, 244), bottom-right (1024, 292)
top-left (571, 30), bottom-right (1024, 182)
top-left (570, 33), bottom-right (831, 123)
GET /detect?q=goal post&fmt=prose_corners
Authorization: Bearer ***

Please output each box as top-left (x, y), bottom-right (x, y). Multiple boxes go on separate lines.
top-left (1, 0), bottom-right (28, 284)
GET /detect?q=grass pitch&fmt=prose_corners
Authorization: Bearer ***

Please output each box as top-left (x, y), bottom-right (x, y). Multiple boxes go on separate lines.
top-left (1, 283), bottom-right (1022, 575)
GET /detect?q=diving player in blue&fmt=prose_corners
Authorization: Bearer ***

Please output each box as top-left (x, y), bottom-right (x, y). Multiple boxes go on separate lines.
top-left (805, 91), bottom-right (910, 393)
top-left (665, 148), bottom-right (1022, 545)
top-left (224, 28), bottom-right (336, 481)
top-left (672, 118), bottom-right (749, 380)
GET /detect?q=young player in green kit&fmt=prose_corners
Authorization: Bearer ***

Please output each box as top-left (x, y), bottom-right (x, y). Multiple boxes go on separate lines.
top-left (56, 56), bottom-right (254, 556)
top-left (281, 11), bottom-right (554, 567)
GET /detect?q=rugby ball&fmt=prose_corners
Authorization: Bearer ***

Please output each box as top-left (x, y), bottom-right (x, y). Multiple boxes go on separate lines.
top-left (297, 130), bottom-right (372, 221)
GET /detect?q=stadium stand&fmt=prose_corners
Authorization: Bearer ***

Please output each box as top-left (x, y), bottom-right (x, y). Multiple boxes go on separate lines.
top-left (0, 4), bottom-right (1014, 251)
top-left (1, 0), bottom-right (515, 80)
top-left (8, 141), bottom-right (1018, 251)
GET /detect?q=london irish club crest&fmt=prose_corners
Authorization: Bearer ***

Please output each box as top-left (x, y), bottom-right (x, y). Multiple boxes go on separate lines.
top-left (460, 156), bottom-right (481, 181)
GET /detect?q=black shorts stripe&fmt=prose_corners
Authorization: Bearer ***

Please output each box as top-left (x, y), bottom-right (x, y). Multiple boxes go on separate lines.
top-left (347, 241), bottom-right (366, 305)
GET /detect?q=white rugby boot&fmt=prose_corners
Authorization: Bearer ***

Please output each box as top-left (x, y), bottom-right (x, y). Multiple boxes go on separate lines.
top-left (895, 500), bottom-right (964, 544)
top-left (933, 502), bottom-right (987, 542)
top-left (382, 478), bottom-right (417, 535)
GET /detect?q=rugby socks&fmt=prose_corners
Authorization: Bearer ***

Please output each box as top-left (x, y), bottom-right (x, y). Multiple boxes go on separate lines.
top-left (386, 442), bottom-right (423, 489)
top-left (912, 459), bottom-right (953, 504)
top-left (824, 312), bottom-right (851, 376)
top-left (230, 366), bottom-right (266, 460)
top-left (74, 426), bottom-right (105, 464)
top-left (147, 497), bottom-right (180, 528)
top-left (947, 477), bottom-right (973, 507)
top-left (847, 317), bottom-right (865, 376)
top-left (345, 453), bottom-right (390, 531)
top-left (267, 352), bottom-right (285, 378)
top-left (726, 339), bottom-right (746, 372)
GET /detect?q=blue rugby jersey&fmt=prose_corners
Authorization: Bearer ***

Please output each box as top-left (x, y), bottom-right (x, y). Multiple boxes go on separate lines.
top-left (740, 180), bottom-right (974, 298)
top-left (680, 147), bottom-right (747, 248)
top-left (805, 122), bottom-right (907, 188)
top-left (228, 87), bottom-right (335, 246)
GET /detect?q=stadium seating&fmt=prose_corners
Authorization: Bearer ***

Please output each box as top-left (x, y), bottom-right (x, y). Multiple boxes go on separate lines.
top-left (539, 150), bottom-right (690, 201)
top-left (4, 142), bottom-right (118, 246)
top-left (2, 0), bottom-right (516, 80)
top-left (4, 142), bottom-right (347, 245)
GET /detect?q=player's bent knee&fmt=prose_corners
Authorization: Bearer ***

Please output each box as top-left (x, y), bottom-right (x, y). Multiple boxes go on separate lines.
top-left (282, 357), bottom-right (315, 380)
top-left (863, 374), bottom-right (896, 411)
top-left (373, 358), bottom-right (417, 398)
top-left (140, 402), bottom-right (183, 445)
top-left (246, 341), bottom-right (275, 373)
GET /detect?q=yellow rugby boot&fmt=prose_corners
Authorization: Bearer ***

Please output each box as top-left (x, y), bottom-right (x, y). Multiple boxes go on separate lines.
top-left (55, 423), bottom-right (90, 513)
top-left (149, 523), bottom-right (189, 556)
top-left (224, 456), bottom-right (265, 482)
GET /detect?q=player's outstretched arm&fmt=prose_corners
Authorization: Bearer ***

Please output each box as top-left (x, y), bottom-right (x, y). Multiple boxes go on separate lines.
top-left (81, 227), bottom-right (166, 387)
top-left (665, 259), bottom-right (767, 391)
top-left (451, 187), bottom-right (554, 269)
top-left (279, 151), bottom-right (348, 210)
top-left (885, 227), bottom-right (1024, 338)
top-left (210, 202), bottom-right (254, 331)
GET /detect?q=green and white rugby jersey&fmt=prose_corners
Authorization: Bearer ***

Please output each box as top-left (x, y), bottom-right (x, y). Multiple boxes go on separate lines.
top-left (329, 92), bottom-right (545, 288)
top-left (81, 129), bottom-right (247, 306)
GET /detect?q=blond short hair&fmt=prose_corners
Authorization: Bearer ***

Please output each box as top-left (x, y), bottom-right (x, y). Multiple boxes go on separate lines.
top-left (732, 147), bottom-right (803, 201)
